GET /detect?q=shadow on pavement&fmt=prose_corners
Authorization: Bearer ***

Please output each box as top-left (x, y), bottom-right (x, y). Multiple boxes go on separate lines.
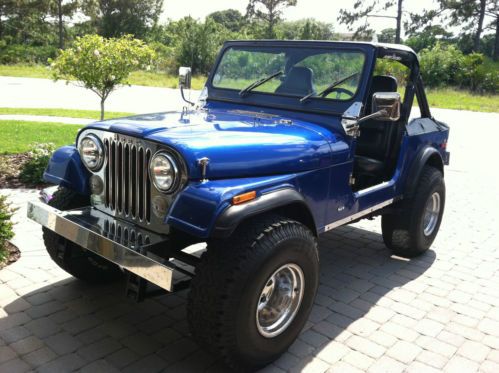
top-left (2, 223), bottom-right (435, 372)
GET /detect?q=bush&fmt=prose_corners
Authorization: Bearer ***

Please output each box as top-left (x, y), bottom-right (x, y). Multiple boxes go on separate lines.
top-left (0, 44), bottom-right (58, 65)
top-left (460, 54), bottom-right (499, 94)
top-left (419, 43), bottom-right (465, 87)
top-left (0, 196), bottom-right (15, 262)
top-left (19, 143), bottom-right (55, 185)
top-left (419, 43), bottom-right (498, 94)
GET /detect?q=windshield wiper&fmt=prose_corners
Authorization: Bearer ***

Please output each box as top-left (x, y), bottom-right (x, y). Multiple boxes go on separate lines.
top-left (239, 70), bottom-right (283, 97)
top-left (300, 72), bottom-right (360, 103)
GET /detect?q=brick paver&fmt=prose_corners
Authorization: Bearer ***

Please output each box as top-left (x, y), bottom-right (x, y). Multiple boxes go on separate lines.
top-left (1, 109), bottom-right (499, 371)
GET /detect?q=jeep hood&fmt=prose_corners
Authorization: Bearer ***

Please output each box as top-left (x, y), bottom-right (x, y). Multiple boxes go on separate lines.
top-left (86, 109), bottom-right (348, 180)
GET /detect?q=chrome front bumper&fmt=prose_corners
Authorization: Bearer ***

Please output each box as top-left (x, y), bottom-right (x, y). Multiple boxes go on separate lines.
top-left (27, 201), bottom-right (176, 291)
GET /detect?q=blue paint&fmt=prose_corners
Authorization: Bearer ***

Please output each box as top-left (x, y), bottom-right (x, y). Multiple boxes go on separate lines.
top-left (43, 145), bottom-right (90, 195)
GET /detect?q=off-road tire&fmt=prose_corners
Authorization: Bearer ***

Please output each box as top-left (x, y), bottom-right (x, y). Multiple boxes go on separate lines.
top-left (382, 166), bottom-right (445, 257)
top-left (42, 187), bottom-right (122, 283)
top-left (187, 214), bottom-right (319, 371)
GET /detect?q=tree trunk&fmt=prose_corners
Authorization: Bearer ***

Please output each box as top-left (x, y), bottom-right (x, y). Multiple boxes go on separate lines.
top-left (100, 98), bottom-right (105, 121)
top-left (473, 0), bottom-right (486, 51)
top-left (58, 0), bottom-right (64, 49)
top-left (395, 0), bottom-right (403, 44)
top-left (0, 9), bottom-right (3, 39)
top-left (494, 15), bottom-right (499, 61)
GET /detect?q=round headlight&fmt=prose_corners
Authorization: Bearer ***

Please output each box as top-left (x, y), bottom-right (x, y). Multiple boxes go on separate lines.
top-left (149, 152), bottom-right (178, 192)
top-left (79, 135), bottom-right (104, 171)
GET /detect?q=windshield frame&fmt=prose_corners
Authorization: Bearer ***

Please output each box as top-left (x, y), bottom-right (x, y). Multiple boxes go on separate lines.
top-left (206, 40), bottom-right (376, 115)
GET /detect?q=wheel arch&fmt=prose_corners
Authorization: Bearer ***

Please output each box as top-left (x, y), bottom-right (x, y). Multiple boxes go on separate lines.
top-left (212, 188), bottom-right (317, 238)
top-left (405, 145), bottom-right (444, 198)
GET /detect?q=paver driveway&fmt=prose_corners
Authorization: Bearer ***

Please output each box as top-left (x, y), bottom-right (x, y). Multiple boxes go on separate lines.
top-left (1, 108), bottom-right (498, 372)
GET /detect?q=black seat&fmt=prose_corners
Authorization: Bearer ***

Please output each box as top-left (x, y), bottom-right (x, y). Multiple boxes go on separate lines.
top-left (354, 75), bottom-right (398, 187)
top-left (275, 67), bottom-right (315, 96)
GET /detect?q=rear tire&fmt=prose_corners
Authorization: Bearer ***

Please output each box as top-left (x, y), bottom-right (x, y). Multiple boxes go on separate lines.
top-left (42, 187), bottom-right (122, 283)
top-left (382, 166), bottom-right (445, 257)
top-left (187, 214), bottom-right (319, 371)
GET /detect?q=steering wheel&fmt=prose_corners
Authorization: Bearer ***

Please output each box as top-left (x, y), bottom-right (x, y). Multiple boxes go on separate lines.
top-left (320, 87), bottom-right (355, 99)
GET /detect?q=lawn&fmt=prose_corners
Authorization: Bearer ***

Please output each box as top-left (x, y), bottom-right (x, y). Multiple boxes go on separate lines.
top-left (0, 107), bottom-right (133, 120)
top-left (425, 88), bottom-right (499, 113)
top-left (0, 64), bottom-right (206, 90)
top-left (0, 121), bottom-right (82, 154)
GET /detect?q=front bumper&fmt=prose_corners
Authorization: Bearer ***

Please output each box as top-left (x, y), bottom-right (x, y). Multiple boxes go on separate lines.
top-left (27, 201), bottom-right (176, 291)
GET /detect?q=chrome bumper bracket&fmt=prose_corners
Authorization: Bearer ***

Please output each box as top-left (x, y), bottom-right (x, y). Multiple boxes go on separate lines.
top-left (27, 201), bottom-right (175, 291)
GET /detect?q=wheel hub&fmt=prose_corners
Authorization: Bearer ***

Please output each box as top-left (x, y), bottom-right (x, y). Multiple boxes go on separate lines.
top-left (256, 263), bottom-right (305, 338)
top-left (423, 192), bottom-right (441, 236)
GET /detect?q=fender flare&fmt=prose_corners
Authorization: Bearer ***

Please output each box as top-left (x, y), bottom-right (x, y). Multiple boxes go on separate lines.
top-left (43, 145), bottom-right (90, 195)
top-left (212, 188), bottom-right (314, 238)
top-left (404, 145), bottom-right (444, 198)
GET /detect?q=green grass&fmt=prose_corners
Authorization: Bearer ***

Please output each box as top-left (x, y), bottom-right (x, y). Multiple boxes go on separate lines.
top-left (0, 64), bottom-right (206, 89)
top-left (425, 88), bottom-right (499, 113)
top-left (0, 121), bottom-right (82, 154)
top-left (0, 107), bottom-right (133, 120)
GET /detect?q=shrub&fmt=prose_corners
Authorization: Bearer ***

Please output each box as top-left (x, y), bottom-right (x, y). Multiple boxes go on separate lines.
top-left (0, 196), bottom-right (15, 262)
top-left (419, 43), bottom-right (465, 87)
top-left (0, 44), bottom-right (57, 65)
top-left (419, 43), bottom-right (498, 94)
top-left (460, 54), bottom-right (499, 94)
top-left (19, 143), bottom-right (55, 185)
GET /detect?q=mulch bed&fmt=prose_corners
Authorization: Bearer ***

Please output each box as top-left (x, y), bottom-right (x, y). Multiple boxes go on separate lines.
top-left (0, 153), bottom-right (48, 189)
top-left (0, 241), bottom-right (21, 269)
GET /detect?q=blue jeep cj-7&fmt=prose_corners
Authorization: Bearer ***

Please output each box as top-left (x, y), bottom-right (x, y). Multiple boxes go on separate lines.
top-left (28, 40), bottom-right (450, 370)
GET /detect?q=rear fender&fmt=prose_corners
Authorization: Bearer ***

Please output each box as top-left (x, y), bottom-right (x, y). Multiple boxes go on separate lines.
top-left (43, 146), bottom-right (90, 195)
top-left (404, 145), bottom-right (444, 198)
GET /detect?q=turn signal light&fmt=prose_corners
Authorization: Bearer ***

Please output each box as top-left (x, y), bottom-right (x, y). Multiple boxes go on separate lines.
top-left (232, 191), bottom-right (257, 205)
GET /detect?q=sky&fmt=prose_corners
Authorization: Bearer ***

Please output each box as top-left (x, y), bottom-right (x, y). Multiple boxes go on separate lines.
top-left (161, 0), bottom-right (439, 35)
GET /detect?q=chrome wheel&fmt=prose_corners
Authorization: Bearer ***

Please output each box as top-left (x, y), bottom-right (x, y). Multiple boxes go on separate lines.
top-left (256, 263), bottom-right (305, 338)
top-left (423, 192), bottom-right (441, 236)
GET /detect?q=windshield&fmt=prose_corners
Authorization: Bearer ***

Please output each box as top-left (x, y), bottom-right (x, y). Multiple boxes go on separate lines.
top-left (212, 46), bottom-right (366, 102)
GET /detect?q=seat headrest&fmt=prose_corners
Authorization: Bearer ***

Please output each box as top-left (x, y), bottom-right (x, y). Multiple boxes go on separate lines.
top-left (275, 66), bottom-right (315, 96)
top-left (370, 75), bottom-right (398, 94)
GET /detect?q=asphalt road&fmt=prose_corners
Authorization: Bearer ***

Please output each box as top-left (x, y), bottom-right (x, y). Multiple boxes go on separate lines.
top-left (0, 76), bottom-right (200, 114)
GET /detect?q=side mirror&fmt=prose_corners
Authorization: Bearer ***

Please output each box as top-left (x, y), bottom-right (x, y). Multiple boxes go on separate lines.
top-left (372, 92), bottom-right (401, 121)
top-left (179, 66), bottom-right (192, 89)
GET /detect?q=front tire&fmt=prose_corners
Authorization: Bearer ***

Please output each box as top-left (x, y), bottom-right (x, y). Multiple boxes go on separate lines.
top-left (187, 215), bottom-right (319, 371)
top-left (382, 166), bottom-right (446, 257)
top-left (42, 187), bottom-right (122, 283)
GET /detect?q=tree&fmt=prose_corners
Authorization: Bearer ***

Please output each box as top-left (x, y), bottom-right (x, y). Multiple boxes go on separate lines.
top-left (51, 34), bottom-right (155, 120)
top-left (246, 0), bottom-right (298, 38)
top-left (338, 0), bottom-right (404, 43)
top-left (84, 0), bottom-right (164, 39)
top-left (407, 0), bottom-right (498, 53)
top-left (405, 25), bottom-right (453, 52)
top-left (170, 17), bottom-right (232, 74)
top-left (276, 19), bottom-right (335, 40)
top-left (378, 28), bottom-right (396, 43)
top-left (48, 0), bottom-right (79, 49)
top-left (207, 9), bottom-right (245, 32)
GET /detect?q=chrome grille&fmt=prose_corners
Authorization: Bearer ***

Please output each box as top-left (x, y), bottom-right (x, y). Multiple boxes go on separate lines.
top-left (104, 138), bottom-right (152, 224)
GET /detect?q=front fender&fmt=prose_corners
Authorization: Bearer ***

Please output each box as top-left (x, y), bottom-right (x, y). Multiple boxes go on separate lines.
top-left (166, 174), bottom-right (311, 239)
top-left (43, 145), bottom-right (90, 195)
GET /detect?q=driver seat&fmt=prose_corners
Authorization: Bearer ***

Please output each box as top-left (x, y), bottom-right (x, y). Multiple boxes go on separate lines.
top-left (275, 67), bottom-right (316, 96)
top-left (354, 75), bottom-right (398, 186)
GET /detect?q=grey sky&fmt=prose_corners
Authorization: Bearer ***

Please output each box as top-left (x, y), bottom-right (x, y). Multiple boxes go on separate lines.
top-left (161, 0), bottom-right (439, 34)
